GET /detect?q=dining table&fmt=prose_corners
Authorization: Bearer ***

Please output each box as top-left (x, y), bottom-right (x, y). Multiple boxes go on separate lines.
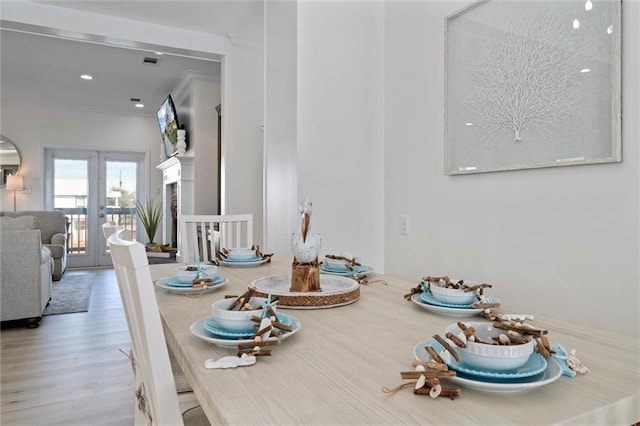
top-left (151, 259), bottom-right (639, 425)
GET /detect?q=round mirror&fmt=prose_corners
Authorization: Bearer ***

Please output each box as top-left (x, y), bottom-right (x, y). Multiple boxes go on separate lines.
top-left (0, 135), bottom-right (22, 188)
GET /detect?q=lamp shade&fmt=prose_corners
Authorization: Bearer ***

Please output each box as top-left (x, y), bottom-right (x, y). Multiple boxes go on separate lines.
top-left (6, 175), bottom-right (24, 191)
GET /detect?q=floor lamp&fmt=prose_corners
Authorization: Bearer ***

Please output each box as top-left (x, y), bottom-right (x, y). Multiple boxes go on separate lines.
top-left (6, 175), bottom-right (24, 212)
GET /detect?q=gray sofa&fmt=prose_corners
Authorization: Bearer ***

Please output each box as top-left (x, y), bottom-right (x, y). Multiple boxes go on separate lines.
top-left (0, 215), bottom-right (54, 327)
top-left (0, 210), bottom-right (67, 280)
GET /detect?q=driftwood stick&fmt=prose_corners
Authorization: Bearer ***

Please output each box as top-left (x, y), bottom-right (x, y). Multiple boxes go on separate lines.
top-left (237, 340), bottom-right (280, 350)
top-left (412, 360), bottom-right (449, 372)
top-left (425, 346), bottom-right (444, 364)
top-left (445, 332), bottom-right (467, 348)
top-left (400, 370), bottom-right (456, 380)
top-left (493, 321), bottom-right (548, 337)
top-left (414, 387), bottom-right (461, 399)
top-left (432, 335), bottom-right (461, 363)
top-left (462, 283), bottom-right (492, 293)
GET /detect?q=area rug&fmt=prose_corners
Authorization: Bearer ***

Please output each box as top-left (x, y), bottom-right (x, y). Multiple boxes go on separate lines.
top-left (43, 272), bottom-right (95, 315)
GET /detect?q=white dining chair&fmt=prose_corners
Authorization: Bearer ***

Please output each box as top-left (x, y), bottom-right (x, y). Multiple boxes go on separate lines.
top-left (107, 229), bottom-right (209, 425)
top-left (179, 214), bottom-right (253, 263)
top-left (103, 221), bottom-right (192, 393)
top-left (102, 221), bottom-right (123, 240)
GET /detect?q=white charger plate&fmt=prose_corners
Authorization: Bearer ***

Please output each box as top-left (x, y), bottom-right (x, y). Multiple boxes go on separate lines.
top-left (155, 276), bottom-right (228, 294)
top-left (411, 293), bottom-right (489, 317)
top-left (190, 315), bottom-right (301, 348)
top-left (413, 339), bottom-right (562, 393)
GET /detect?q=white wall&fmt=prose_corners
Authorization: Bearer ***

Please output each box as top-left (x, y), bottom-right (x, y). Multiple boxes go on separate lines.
top-left (0, 105), bottom-right (160, 211)
top-left (222, 39), bottom-right (265, 247)
top-left (384, 0), bottom-right (639, 335)
top-left (264, 0), bottom-right (299, 255)
top-left (295, 0), bottom-right (386, 270)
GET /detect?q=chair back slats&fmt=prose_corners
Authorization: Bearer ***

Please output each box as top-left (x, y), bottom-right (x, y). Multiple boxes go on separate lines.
top-left (179, 214), bottom-right (253, 263)
top-left (108, 230), bottom-right (184, 426)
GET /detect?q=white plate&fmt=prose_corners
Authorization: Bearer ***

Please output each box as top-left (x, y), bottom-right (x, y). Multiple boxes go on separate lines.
top-left (413, 340), bottom-right (562, 393)
top-left (203, 313), bottom-right (293, 338)
top-left (190, 315), bottom-right (301, 348)
top-left (218, 257), bottom-right (270, 268)
top-left (320, 264), bottom-right (373, 277)
top-left (411, 293), bottom-right (488, 317)
top-left (155, 276), bottom-right (228, 294)
top-left (165, 275), bottom-right (225, 288)
top-left (249, 274), bottom-right (360, 309)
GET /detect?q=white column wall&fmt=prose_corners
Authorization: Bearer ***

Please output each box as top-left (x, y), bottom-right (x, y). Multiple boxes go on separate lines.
top-left (296, 0), bottom-right (386, 271)
top-left (264, 0), bottom-right (299, 255)
top-left (222, 40), bottom-right (265, 247)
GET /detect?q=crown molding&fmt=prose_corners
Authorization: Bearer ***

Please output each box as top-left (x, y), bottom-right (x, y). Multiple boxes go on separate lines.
top-left (225, 33), bottom-right (262, 51)
top-left (172, 70), bottom-right (221, 98)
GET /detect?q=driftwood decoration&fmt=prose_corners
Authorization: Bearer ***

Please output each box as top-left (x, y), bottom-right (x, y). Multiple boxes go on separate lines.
top-left (290, 259), bottom-right (321, 293)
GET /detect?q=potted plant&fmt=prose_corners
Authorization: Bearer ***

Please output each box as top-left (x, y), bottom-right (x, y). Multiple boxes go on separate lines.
top-left (136, 197), bottom-right (162, 251)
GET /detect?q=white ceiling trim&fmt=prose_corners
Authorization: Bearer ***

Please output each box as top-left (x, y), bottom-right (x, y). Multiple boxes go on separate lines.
top-left (1, 1), bottom-right (228, 58)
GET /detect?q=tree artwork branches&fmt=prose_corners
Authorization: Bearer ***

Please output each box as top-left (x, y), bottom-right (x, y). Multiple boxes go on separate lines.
top-left (466, 12), bottom-right (585, 144)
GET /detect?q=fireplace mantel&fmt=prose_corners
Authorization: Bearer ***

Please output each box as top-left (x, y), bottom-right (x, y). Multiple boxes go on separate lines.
top-left (157, 156), bottom-right (195, 255)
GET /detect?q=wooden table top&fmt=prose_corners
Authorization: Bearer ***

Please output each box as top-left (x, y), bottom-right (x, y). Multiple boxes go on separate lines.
top-left (151, 259), bottom-right (639, 425)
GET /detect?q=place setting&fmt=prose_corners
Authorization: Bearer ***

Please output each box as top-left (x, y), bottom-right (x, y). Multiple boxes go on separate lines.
top-left (319, 254), bottom-right (374, 279)
top-left (410, 319), bottom-right (568, 393)
top-left (383, 316), bottom-right (588, 398)
top-left (190, 288), bottom-right (302, 350)
top-left (405, 275), bottom-right (500, 317)
top-left (155, 263), bottom-right (228, 294)
top-left (214, 245), bottom-right (273, 268)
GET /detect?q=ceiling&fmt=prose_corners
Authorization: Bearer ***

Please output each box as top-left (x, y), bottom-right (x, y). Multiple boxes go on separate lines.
top-left (0, 1), bottom-right (263, 117)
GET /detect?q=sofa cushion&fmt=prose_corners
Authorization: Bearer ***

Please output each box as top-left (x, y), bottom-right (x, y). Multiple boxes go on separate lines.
top-left (3, 211), bottom-right (65, 243)
top-left (0, 215), bottom-right (39, 230)
top-left (41, 246), bottom-right (52, 264)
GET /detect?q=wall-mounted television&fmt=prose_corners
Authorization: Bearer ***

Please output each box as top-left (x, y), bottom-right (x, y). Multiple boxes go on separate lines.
top-left (156, 95), bottom-right (183, 158)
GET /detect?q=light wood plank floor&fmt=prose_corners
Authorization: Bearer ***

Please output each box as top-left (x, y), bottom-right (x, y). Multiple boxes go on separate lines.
top-left (1, 268), bottom-right (135, 425)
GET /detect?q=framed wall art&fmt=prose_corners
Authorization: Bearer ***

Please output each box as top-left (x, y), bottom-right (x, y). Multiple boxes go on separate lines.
top-left (444, 0), bottom-right (622, 175)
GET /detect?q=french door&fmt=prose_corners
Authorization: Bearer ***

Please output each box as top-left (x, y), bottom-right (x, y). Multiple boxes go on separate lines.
top-left (44, 149), bottom-right (146, 267)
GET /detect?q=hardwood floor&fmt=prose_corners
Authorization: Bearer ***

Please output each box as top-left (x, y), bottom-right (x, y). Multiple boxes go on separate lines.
top-left (1, 268), bottom-right (135, 425)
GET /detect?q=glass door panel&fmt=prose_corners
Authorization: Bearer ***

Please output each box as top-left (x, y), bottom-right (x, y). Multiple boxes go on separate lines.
top-left (54, 159), bottom-right (90, 256)
top-left (100, 159), bottom-right (139, 265)
top-left (45, 149), bottom-right (146, 267)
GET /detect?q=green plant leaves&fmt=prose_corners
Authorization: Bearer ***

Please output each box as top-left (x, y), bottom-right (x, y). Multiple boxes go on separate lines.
top-left (136, 197), bottom-right (162, 243)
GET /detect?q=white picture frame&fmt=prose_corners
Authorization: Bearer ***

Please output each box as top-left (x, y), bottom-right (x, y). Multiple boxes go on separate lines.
top-left (445, 0), bottom-right (622, 175)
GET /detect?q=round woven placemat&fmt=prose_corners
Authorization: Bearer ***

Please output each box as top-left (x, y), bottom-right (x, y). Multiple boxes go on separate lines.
top-left (252, 287), bottom-right (360, 309)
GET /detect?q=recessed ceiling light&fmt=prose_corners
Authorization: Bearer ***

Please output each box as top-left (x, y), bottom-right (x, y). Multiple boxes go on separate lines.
top-left (80, 74), bottom-right (93, 80)
top-left (580, 68), bottom-right (591, 73)
top-left (573, 19), bottom-right (580, 29)
top-left (154, 51), bottom-right (164, 56)
top-left (135, 103), bottom-right (144, 108)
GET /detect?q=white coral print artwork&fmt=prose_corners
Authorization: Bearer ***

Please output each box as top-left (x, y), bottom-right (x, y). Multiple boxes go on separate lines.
top-left (445, 0), bottom-right (621, 174)
top-left (466, 12), bottom-right (584, 144)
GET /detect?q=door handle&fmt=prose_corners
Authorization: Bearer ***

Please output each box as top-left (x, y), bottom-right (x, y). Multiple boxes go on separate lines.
top-left (99, 213), bottom-right (105, 218)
